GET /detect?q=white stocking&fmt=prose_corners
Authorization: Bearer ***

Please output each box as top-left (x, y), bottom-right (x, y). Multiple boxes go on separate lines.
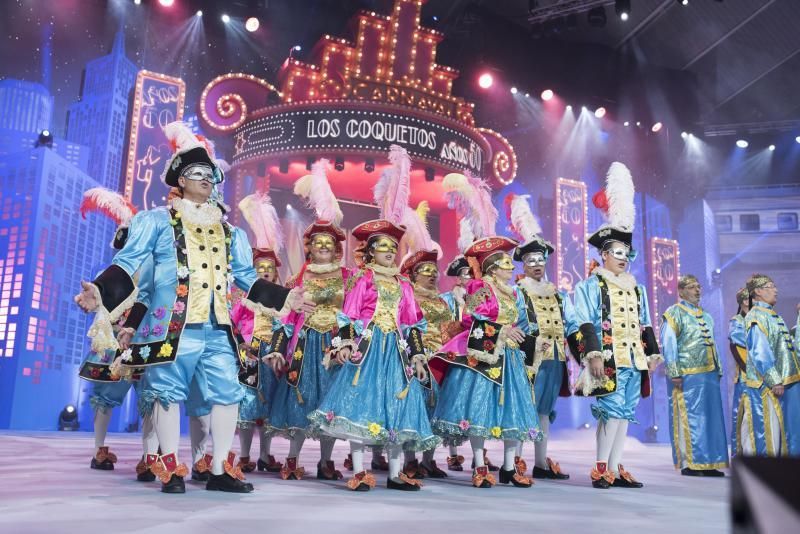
top-left (503, 440), bottom-right (517, 471)
top-left (289, 432), bottom-right (306, 458)
top-left (153, 403), bottom-right (181, 461)
top-left (596, 418), bottom-right (619, 464)
top-left (388, 444), bottom-right (403, 479)
top-left (320, 437), bottom-right (336, 462)
top-left (259, 427), bottom-right (272, 462)
top-left (140, 414), bottom-right (159, 456)
top-left (470, 436), bottom-right (485, 468)
top-left (534, 417), bottom-right (550, 469)
top-left (608, 419), bottom-right (629, 473)
top-left (210, 404), bottom-right (238, 475)
top-left (239, 426), bottom-right (254, 459)
top-left (448, 444), bottom-right (458, 456)
top-left (189, 414), bottom-right (211, 464)
top-left (349, 441), bottom-right (365, 473)
top-left (93, 408), bottom-right (112, 450)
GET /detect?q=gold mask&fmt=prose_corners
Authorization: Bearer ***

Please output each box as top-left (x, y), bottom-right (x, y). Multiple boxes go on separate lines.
top-left (415, 262), bottom-right (439, 278)
top-left (256, 260), bottom-right (276, 277)
top-left (310, 234), bottom-right (335, 251)
top-left (492, 254), bottom-right (515, 271)
top-left (371, 236), bottom-right (398, 254)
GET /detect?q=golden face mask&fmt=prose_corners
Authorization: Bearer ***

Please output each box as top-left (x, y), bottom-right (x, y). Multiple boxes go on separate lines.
top-left (256, 260), bottom-right (276, 277)
top-left (371, 236), bottom-right (398, 254)
top-left (310, 234), bottom-right (335, 251)
top-left (415, 262), bottom-right (439, 278)
top-left (492, 254), bottom-right (515, 271)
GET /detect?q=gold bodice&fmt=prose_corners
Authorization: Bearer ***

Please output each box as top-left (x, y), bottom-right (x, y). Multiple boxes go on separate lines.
top-left (304, 275), bottom-right (344, 332)
top-left (531, 293), bottom-right (565, 361)
top-left (252, 312), bottom-right (273, 344)
top-left (373, 277), bottom-right (401, 333)
top-left (183, 220), bottom-right (230, 325)
top-left (415, 288), bottom-right (452, 351)
top-left (492, 284), bottom-right (518, 325)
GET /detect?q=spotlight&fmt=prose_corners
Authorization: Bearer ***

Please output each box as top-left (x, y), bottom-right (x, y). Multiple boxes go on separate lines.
top-left (651, 122), bottom-right (663, 133)
top-left (681, 131), bottom-right (688, 139)
top-left (478, 72), bottom-right (493, 89)
top-left (221, 14), bottom-right (231, 24)
top-left (736, 139), bottom-right (749, 148)
top-left (623, 121), bottom-right (630, 127)
top-left (425, 167), bottom-right (435, 182)
top-left (58, 404), bottom-right (79, 431)
top-left (365, 158), bottom-right (375, 173)
top-left (795, 136), bottom-right (800, 144)
top-left (615, 0), bottom-right (631, 20)
top-left (294, 45), bottom-right (302, 51)
top-left (158, 0), bottom-right (174, 7)
top-left (334, 156), bottom-right (345, 171)
top-left (594, 107), bottom-right (606, 119)
top-left (678, 0), bottom-right (688, 5)
top-left (525, 92), bottom-right (530, 97)
top-left (566, 105), bottom-right (572, 111)
top-left (36, 129), bottom-right (53, 148)
top-left (587, 6), bottom-right (606, 27)
top-left (510, 87), bottom-right (518, 95)
top-left (134, 0), bottom-right (141, 4)
top-left (541, 89), bottom-right (554, 101)
top-left (286, 203), bottom-right (293, 211)
top-left (635, 121), bottom-right (641, 127)
top-left (245, 17), bottom-right (260, 32)
top-left (196, 10), bottom-right (203, 17)
top-left (769, 144), bottom-right (776, 151)
top-left (279, 159), bottom-right (289, 173)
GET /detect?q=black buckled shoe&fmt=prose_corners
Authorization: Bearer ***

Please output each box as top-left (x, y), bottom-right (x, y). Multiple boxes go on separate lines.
top-left (90, 447), bottom-right (117, 471)
top-left (162, 473), bottom-right (186, 494)
top-left (613, 465), bottom-right (643, 488)
top-left (257, 455), bottom-right (283, 473)
top-left (704, 469), bottom-right (725, 477)
top-left (422, 460), bottom-right (448, 478)
top-left (532, 458), bottom-right (570, 480)
top-left (206, 472), bottom-right (254, 493)
top-left (499, 468), bottom-right (533, 487)
top-left (681, 467), bottom-right (705, 477)
top-left (136, 456), bottom-right (157, 482)
top-left (387, 473), bottom-right (422, 491)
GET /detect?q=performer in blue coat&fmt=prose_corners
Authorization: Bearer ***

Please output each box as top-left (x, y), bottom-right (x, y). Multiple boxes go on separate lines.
top-left (728, 287), bottom-right (749, 456)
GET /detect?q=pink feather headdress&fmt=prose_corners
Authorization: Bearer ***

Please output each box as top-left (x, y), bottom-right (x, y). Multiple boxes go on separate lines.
top-left (293, 159), bottom-right (343, 225)
top-left (238, 192), bottom-right (284, 254)
top-left (442, 170), bottom-right (498, 240)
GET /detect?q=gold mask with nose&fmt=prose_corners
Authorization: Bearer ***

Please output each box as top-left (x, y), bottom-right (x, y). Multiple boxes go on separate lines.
top-left (310, 233), bottom-right (336, 251)
top-left (256, 260), bottom-right (276, 277)
top-left (415, 262), bottom-right (439, 278)
top-left (371, 236), bottom-right (398, 254)
top-left (491, 254), bottom-right (515, 271)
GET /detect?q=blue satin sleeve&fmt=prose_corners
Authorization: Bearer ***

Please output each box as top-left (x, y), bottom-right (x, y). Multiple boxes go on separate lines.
top-left (229, 226), bottom-right (257, 293)
top-left (560, 290), bottom-right (579, 336)
top-left (514, 289), bottom-right (537, 335)
top-left (573, 278), bottom-right (600, 329)
top-left (637, 283), bottom-right (653, 327)
top-left (728, 318), bottom-right (746, 347)
top-left (747, 323), bottom-right (781, 387)
top-left (111, 210), bottom-right (163, 278)
top-left (134, 255), bottom-right (155, 307)
top-left (660, 319), bottom-right (679, 378)
top-left (439, 292), bottom-right (458, 320)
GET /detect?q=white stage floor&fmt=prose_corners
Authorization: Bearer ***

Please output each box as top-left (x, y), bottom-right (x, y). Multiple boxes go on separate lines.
top-left (0, 429), bottom-right (729, 534)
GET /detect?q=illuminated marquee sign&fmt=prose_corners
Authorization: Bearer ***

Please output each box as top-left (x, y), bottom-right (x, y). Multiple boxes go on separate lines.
top-left (650, 237), bottom-right (680, 337)
top-left (124, 70), bottom-right (186, 209)
top-left (554, 178), bottom-right (588, 294)
top-left (348, 79), bottom-right (457, 118)
top-left (234, 104), bottom-right (486, 174)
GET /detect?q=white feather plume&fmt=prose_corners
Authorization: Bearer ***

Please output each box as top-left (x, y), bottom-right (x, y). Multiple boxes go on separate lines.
top-left (293, 159), bottom-right (343, 225)
top-left (402, 201), bottom-right (442, 259)
top-left (238, 192), bottom-right (284, 253)
top-left (457, 217), bottom-right (475, 253)
top-left (605, 161), bottom-right (636, 231)
top-left (79, 187), bottom-right (138, 227)
top-left (164, 121), bottom-right (204, 154)
top-left (442, 171), bottom-right (497, 239)
top-left (509, 194), bottom-right (542, 241)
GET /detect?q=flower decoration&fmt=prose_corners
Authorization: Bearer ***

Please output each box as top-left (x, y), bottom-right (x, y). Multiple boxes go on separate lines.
top-left (604, 379), bottom-right (616, 391)
top-left (152, 324), bottom-right (164, 337)
top-left (288, 371), bottom-right (298, 381)
top-left (176, 265), bottom-right (190, 279)
top-left (293, 349), bottom-right (303, 361)
top-left (120, 348), bottom-right (133, 362)
top-left (490, 426), bottom-right (502, 438)
top-left (405, 365), bottom-right (414, 377)
top-left (466, 356), bottom-right (479, 368)
top-left (486, 367), bottom-right (501, 379)
top-left (398, 339), bottom-right (409, 352)
top-left (172, 301), bottom-right (185, 315)
top-left (602, 349), bottom-right (614, 361)
top-left (459, 420), bottom-right (471, 431)
top-left (472, 327), bottom-right (484, 340)
top-left (602, 334), bottom-right (613, 345)
top-left (351, 351), bottom-right (363, 363)
top-left (168, 321), bottom-right (181, 333)
top-left (483, 340), bottom-right (495, 352)
top-left (325, 411), bottom-right (335, 423)
top-left (368, 423), bottom-right (382, 436)
top-left (527, 428), bottom-right (540, 440)
top-left (484, 324), bottom-right (496, 337)
top-left (176, 284), bottom-right (189, 297)
top-left (387, 429), bottom-right (398, 443)
top-left (139, 325), bottom-right (150, 337)
top-left (446, 351), bottom-right (457, 361)
top-left (158, 342), bottom-right (173, 358)
top-left (331, 336), bottom-right (342, 349)
top-left (140, 346), bottom-right (151, 360)
top-left (604, 367), bottom-right (615, 377)
top-left (601, 320), bottom-right (612, 331)
top-left (362, 328), bottom-right (373, 340)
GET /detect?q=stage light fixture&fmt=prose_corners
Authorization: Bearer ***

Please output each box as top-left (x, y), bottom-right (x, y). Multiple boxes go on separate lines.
top-left (582, 106), bottom-right (587, 112)
top-left (286, 203), bottom-right (293, 211)
top-left (158, 0), bottom-right (174, 7)
top-left (681, 131), bottom-right (688, 139)
top-left (196, 10), bottom-right (203, 17)
top-left (635, 121), bottom-right (641, 127)
top-left (478, 73), bottom-right (493, 89)
top-left (134, 0), bottom-right (141, 5)
top-left (221, 14), bottom-right (231, 23)
top-left (651, 122), bottom-right (663, 133)
top-left (623, 121), bottom-right (630, 127)
top-left (36, 129), bottom-right (54, 148)
top-left (795, 136), bottom-right (800, 144)
top-left (615, 0), bottom-right (631, 20)
top-left (525, 92), bottom-right (530, 97)
top-left (334, 156), bottom-right (345, 171)
top-left (425, 167), bottom-right (435, 182)
top-left (736, 139), bottom-right (748, 148)
top-left (293, 45), bottom-right (302, 51)
top-left (365, 158), bottom-right (375, 173)
top-left (769, 144), bottom-right (776, 151)
top-left (565, 105), bottom-right (572, 111)
top-left (58, 404), bottom-right (79, 431)
top-left (594, 107), bottom-right (606, 118)
top-left (279, 159), bottom-right (289, 173)
top-left (677, 0), bottom-right (688, 5)
top-left (587, 6), bottom-right (606, 27)
top-left (541, 89), bottom-right (554, 101)
top-left (510, 87), bottom-right (518, 95)
top-left (246, 17), bottom-right (260, 32)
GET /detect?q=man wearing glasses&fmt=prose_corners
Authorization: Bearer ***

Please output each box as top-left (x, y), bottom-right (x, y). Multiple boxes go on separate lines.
top-left (75, 122), bottom-right (314, 494)
top-left (740, 274), bottom-right (799, 456)
top-left (660, 275), bottom-right (728, 476)
top-left (573, 162), bottom-right (663, 489)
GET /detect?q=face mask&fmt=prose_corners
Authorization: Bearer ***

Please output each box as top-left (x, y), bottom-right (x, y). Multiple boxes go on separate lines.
top-left (415, 263), bottom-right (439, 278)
top-left (491, 254), bottom-right (515, 271)
top-left (371, 237), bottom-right (398, 254)
top-left (311, 234), bottom-right (335, 251)
top-left (256, 260), bottom-right (276, 277)
top-left (182, 163), bottom-right (222, 185)
top-left (458, 268), bottom-right (472, 280)
top-left (606, 245), bottom-right (637, 263)
top-left (523, 253), bottom-right (547, 267)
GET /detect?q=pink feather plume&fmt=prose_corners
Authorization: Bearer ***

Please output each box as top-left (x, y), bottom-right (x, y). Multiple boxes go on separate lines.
top-left (293, 159), bottom-right (343, 224)
top-left (373, 144), bottom-right (411, 226)
top-left (79, 188), bottom-right (138, 227)
top-left (238, 192), bottom-right (284, 253)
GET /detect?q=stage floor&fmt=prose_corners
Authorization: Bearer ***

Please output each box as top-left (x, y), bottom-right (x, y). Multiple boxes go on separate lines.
top-left (0, 429), bottom-right (729, 533)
